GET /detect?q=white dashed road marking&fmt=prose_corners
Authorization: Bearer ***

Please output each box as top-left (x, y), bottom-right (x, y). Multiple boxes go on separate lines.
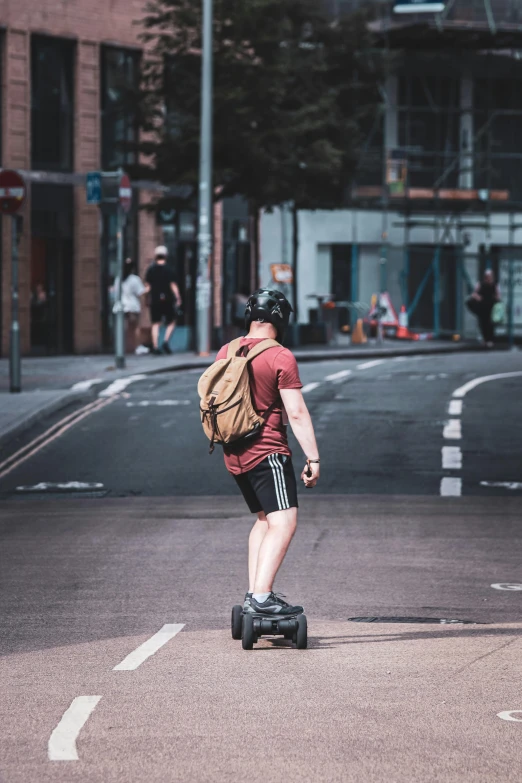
top-left (449, 399), bottom-right (462, 415)
top-left (356, 360), bottom-right (384, 370)
top-left (302, 382), bottom-right (321, 394)
top-left (497, 711), bottom-right (522, 722)
top-left (442, 446), bottom-right (462, 470)
top-left (443, 420), bottom-right (462, 440)
top-left (113, 624), bottom-right (185, 671)
top-left (440, 477), bottom-right (462, 496)
top-left (325, 370), bottom-right (352, 382)
top-left (126, 400), bottom-right (191, 408)
top-left (481, 482), bottom-right (522, 490)
top-left (452, 371), bottom-right (522, 399)
top-left (16, 482), bottom-right (104, 492)
top-left (99, 375), bottom-right (147, 397)
top-left (491, 583), bottom-right (522, 591)
top-left (48, 696), bottom-right (101, 761)
top-left (71, 379), bottom-right (103, 391)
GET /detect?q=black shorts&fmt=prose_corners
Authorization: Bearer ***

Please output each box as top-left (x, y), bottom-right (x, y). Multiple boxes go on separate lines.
top-left (150, 299), bottom-right (177, 325)
top-left (234, 454), bottom-right (298, 516)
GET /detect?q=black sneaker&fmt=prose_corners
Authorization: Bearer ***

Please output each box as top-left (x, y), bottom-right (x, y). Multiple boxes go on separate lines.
top-left (250, 592), bottom-right (303, 616)
top-left (162, 342), bottom-right (173, 355)
top-left (151, 347), bottom-right (162, 356)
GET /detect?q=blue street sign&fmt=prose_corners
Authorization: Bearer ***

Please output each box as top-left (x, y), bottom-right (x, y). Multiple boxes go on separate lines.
top-left (394, 0), bottom-right (445, 12)
top-left (86, 171), bottom-right (102, 205)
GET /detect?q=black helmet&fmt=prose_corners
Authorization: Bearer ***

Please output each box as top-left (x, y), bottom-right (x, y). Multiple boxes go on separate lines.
top-left (245, 288), bottom-right (293, 341)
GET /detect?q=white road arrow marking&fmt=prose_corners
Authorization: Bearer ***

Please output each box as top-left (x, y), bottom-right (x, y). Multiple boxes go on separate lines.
top-left (113, 624), bottom-right (185, 671)
top-left (48, 696), bottom-right (101, 761)
top-left (453, 371), bottom-right (522, 399)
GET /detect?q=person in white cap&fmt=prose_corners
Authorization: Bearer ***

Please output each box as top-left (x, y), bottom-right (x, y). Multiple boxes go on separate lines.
top-left (144, 246), bottom-right (182, 355)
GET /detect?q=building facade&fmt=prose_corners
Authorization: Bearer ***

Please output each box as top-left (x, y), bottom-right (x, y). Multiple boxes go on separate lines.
top-left (261, 1), bottom-right (522, 341)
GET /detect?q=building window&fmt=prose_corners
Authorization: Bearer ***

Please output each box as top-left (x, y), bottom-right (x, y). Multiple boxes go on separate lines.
top-left (101, 47), bottom-right (140, 169)
top-left (31, 36), bottom-right (74, 172)
top-left (398, 56), bottom-right (460, 189)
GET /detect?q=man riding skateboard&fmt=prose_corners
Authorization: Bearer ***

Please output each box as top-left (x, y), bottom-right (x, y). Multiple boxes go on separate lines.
top-left (214, 289), bottom-right (320, 616)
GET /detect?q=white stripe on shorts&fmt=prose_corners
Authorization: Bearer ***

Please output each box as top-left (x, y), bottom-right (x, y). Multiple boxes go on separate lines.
top-left (274, 455), bottom-right (290, 508)
top-left (268, 454), bottom-right (284, 510)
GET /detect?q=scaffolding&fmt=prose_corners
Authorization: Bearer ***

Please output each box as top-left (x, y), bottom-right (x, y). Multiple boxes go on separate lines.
top-left (350, 0), bottom-right (522, 342)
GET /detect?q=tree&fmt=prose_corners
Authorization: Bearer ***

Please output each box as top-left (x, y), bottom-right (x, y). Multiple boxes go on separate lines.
top-left (137, 0), bottom-right (381, 314)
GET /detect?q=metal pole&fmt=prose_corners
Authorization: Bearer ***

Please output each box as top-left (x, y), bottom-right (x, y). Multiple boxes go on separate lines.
top-left (115, 206), bottom-right (125, 369)
top-left (9, 215), bottom-right (21, 392)
top-left (508, 211), bottom-right (515, 349)
top-left (196, 0), bottom-right (213, 356)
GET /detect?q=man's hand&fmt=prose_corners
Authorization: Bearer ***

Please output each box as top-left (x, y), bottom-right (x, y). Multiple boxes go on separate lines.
top-left (301, 461), bottom-right (320, 488)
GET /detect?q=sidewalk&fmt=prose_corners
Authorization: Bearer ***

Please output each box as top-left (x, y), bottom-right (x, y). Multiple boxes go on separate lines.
top-left (0, 339), bottom-right (484, 449)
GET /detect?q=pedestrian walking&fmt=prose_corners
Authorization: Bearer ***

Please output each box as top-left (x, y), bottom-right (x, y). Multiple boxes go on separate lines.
top-left (144, 246), bottom-right (182, 355)
top-left (113, 258), bottom-right (146, 354)
top-left (468, 269), bottom-right (501, 347)
top-left (199, 289), bottom-right (320, 617)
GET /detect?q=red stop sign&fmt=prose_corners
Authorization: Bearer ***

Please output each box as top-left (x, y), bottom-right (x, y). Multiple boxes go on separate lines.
top-left (119, 173), bottom-right (132, 213)
top-left (0, 170), bottom-right (26, 214)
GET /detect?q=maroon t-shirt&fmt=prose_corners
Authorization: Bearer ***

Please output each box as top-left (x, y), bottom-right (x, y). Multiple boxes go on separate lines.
top-left (215, 337), bottom-right (303, 475)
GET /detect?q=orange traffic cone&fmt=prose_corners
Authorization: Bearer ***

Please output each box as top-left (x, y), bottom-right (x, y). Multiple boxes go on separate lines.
top-left (351, 318), bottom-right (367, 345)
top-left (396, 305), bottom-right (410, 339)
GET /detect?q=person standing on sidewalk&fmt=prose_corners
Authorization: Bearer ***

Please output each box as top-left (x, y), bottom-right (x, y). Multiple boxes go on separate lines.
top-left (470, 269), bottom-right (501, 347)
top-left (113, 258), bottom-right (146, 354)
top-left (214, 289), bottom-right (320, 616)
top-left (144, 246), bottom-right (182, 355)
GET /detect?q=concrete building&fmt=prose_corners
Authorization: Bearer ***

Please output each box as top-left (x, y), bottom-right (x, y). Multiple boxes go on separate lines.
top-left (260, 1), bottom-right (522, 341)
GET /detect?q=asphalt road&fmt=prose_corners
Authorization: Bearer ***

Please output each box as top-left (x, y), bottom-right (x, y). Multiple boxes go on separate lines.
top-left (1, 349), bottom-right (522, 781)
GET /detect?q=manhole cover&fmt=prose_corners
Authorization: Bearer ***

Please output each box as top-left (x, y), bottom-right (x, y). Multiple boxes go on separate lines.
top-left (348, 617), bottom-right (481, 625)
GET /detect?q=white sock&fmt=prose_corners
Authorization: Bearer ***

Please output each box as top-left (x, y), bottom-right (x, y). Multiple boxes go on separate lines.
top-left (253, 592), bottom-right (271, 604)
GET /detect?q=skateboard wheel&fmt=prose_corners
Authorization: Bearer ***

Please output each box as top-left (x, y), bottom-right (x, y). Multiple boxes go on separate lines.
top-left (242, 613), bottom-right (255, 650)
top-left (295, 614), bottom-right (307, 649)
top-left (231, 605), bottom-right (243, 640)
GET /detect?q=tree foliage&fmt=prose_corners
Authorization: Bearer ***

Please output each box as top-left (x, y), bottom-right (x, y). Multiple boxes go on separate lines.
top-left (138, 0), bottom-right (381, 211)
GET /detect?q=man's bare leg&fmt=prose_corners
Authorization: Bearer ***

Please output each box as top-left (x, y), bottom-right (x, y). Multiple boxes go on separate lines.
top-left (248, 513), bottom-right (268, 592)
top-left (151, 323), bottom-right (160, 349)
top-left (164, 321), bottom-right (176, 344)
top-left (253, 507), bottom-right (297, 594)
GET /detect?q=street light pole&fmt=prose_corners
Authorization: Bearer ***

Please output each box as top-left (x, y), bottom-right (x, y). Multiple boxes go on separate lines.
top-left (196, 0), bottom-right (213, 356)
top-left (115, 204), bottom-right (125, 369)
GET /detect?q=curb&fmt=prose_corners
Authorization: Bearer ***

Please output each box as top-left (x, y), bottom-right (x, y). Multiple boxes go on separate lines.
top-left (0, 389), bottom-right (90, 452)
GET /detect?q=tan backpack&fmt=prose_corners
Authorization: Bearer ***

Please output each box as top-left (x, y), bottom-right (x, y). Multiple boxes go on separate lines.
top-left (198, 337), bottom-right (280, 453)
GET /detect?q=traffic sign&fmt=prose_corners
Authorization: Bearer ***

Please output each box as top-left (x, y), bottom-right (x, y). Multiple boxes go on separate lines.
top-left (86, 171), bottom-right (102, 205)
top-left (0, 170), bottom-right (26, 214)
top-left (119, 173), bottom-right (132, 213)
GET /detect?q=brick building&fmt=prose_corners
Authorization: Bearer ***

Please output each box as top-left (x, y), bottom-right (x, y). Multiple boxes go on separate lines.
top-left (0, 0), bottom-right (166, 355)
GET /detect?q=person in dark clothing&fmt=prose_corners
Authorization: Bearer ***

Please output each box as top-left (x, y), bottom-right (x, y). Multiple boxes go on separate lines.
top-left (144, 246), bottom-right (182, 355)
top-left (470, 269), bottom-right (501, 347)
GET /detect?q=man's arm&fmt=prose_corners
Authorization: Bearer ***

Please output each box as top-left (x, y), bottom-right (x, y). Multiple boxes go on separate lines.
top-left (280, 388), bottom-right (320, 488)
top-left (170, 281), bottom-right (182, 306)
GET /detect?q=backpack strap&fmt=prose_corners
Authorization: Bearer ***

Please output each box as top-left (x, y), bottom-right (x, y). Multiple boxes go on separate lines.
top-left (244, 338), bottom-right (281, 362)
top-left (226, 337), bottom-right (244, 359)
